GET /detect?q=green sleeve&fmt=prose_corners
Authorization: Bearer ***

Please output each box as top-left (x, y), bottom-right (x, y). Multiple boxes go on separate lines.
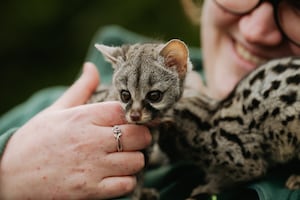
top-left (0, 86), bottom-right (66, 155)
top-left (0, 128), bottom-right (18, 156)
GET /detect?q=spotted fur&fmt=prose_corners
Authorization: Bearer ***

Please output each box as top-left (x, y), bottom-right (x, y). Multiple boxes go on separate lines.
top-left (158, 56), bottom-right (300, 198)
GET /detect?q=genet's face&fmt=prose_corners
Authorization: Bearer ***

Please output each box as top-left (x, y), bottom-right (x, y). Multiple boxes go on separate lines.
top-left (201, 0), bottom-right (300, 99)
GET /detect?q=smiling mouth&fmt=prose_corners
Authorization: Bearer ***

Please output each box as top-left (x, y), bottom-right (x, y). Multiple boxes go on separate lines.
top-left (235, 43), bottom-right (267, 65)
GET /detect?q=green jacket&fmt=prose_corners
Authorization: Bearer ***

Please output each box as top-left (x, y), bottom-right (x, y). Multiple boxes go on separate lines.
top-left (0, 25), bottom-right (299, 200)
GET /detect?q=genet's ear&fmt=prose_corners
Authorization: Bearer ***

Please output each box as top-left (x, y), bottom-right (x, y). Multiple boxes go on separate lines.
top-left (159, 39), bottom-right (189, 78)
top-left (94, 44), bottom-right (122, 65)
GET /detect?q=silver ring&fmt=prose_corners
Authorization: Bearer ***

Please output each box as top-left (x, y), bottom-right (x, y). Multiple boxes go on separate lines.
top-left (112, 126), bottom-right (123, 152)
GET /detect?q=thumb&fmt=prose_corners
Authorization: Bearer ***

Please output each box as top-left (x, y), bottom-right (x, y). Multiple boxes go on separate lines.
top-left (51, 62), bottom-right (100, 109)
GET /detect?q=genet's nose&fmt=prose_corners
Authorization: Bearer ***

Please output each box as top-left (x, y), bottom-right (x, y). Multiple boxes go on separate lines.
top-left (130, 110), bottom-right (141, 121)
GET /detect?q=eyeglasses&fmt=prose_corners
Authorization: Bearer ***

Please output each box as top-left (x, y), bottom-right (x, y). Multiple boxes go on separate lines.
top-left (213, 0), bottom-right (300, 47)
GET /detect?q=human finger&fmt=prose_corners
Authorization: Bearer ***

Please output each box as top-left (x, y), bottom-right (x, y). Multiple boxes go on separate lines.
top-left (101, 124), bottom-right (152, 153)
top-left (51, 62), bottom-right (100, 109)
top-left (85, 101), bottom-right (127, 126)
top-left (102, 151), bottom-right (145, 177)
top-left (97, 176), bottom-right (137, 199)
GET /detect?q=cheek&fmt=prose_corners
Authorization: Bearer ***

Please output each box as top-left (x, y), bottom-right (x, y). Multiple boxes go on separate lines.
top-left (201, 1), bottom-right (244, 98)
top-left (201, 1), bottom-right (238, 64)
top-left (202, 0), bottom-right (238, 28)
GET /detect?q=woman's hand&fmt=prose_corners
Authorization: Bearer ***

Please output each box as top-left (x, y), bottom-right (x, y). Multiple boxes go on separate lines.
top-left (0, 63), bottom-right (152, 199)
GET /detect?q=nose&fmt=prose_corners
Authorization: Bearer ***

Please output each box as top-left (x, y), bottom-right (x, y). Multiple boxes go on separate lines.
top-left (238, 2), bottom-right (283, 46)
top-left (130, 110), bottom-right (141, 122)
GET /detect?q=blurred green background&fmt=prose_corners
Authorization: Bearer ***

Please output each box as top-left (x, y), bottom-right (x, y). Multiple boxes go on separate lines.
top-left (0, 0), bottom-right (199, 115)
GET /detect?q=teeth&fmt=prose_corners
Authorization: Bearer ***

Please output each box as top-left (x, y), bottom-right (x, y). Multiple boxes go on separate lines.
top-left (236, 43), bottom-right (267, 65)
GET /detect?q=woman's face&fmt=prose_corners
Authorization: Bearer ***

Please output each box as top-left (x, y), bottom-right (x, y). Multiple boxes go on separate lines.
top-left (201, 0), bottom-right (300, 99)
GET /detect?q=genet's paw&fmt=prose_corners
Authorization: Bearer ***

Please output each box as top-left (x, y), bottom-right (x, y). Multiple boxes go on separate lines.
top-left (286, 174), bottom-right (300, 190)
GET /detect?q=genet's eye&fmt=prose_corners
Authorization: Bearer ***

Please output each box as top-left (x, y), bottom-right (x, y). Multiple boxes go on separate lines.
top-left (120, 90), bottom-right (131, 103)
top-left (146, 91), bottom-right (163, 103)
